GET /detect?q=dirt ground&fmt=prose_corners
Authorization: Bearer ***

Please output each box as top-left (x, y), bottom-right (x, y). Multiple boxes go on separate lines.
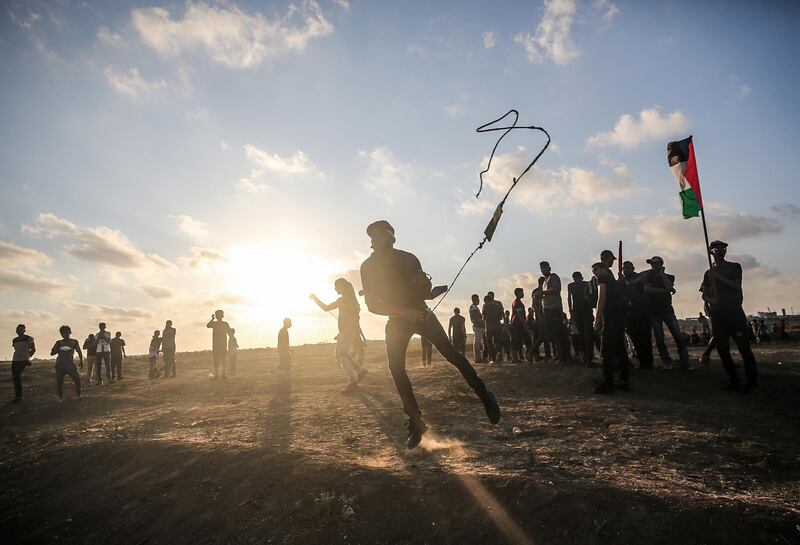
top-left (1, 339), bottom-right (799, 545)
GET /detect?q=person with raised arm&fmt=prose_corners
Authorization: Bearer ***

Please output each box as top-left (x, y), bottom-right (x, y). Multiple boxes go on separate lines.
top-left (207, 310), bottom-right (231, 379)
top-left (51, 325), bottom-right (83, 400)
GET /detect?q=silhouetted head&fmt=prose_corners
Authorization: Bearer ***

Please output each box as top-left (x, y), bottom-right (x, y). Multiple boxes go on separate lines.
top-left (572, 271), bottom-right (583, 281)
top-left (483, 295), bottom-right (490, 303)
top-left (504, 309), bottom-right (510, 317)
top-left (215, 309), bottom-right (224, 320)
top-left (471, 294), bottom-right (479, 304)
top-left (16, 324), bottom-right (25, 335)
top-left (153, 330), bottom-right (160, 337)
top-left (59, 325), bottom-right (71, 339)
top-left (454, 308), bottom-right (460, 315)
top-left (283, 318), bottom-right (292, 329)
top-left (367, 220), bottom-right (395, 252)
top-left (115, 331), bottom-right (122, 338)
top-left (600, 250), bottom-right (616, 268)
top-left (230, 328), bottom-right (236, 335)
top-left (514, 287), bottom-right (524, 299)
top-left (709, 240), bottom-right (728, 261)
top-left (591, 262), bottom-right (606, 278)
top-left (487, 291), bottom-right (495, 301)
top-left (537, 276), bottom-right (545, 287)
top-left (646, 256), bottom-right (664, 271)
top-left (622, 261), bottom-right (635, 276)
top-left (539, 261), bottom-right (551, 276)
top-left (165, 320), bottom-right (172, 327)
top-left (87, 333), bottom-right (95, 340)
top-left (99, 322), bottom-right (106, 330)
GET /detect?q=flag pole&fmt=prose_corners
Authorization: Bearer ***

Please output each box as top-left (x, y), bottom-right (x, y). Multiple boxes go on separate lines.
top-left (700, 208), bottom-right (712, 269)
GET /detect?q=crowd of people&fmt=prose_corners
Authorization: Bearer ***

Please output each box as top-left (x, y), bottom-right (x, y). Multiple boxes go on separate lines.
top-left (4, 219), bottom-right (777, 449)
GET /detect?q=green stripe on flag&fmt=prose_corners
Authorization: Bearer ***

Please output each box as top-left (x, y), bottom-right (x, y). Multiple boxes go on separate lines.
top-left (679, 188), bottom-right (701, 219)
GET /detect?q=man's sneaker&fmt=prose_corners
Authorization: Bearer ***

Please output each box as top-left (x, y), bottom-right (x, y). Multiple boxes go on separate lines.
top-left (662, 361), bottom-right (673, 370)
top-left (699, 354), bottom-right (710, 367)
top-left (481, 390), bottom-right (501, 424)
top-left (406, 416), bottom-right (428, 449)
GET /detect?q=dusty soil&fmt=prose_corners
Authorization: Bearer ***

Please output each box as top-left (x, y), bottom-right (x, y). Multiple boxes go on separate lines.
top-left (1, 340), bottom-right (799, 545)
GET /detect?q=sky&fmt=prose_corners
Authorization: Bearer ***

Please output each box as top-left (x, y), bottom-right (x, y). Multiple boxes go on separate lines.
top-left (1, 0), bottom-right (799, 356)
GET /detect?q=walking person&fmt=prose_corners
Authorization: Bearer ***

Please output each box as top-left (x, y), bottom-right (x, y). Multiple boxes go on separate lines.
top-left (360, 220), bottom-right (500, 448)
top-left (482, 292), bottom-right (504, 363)
top-left (644, 257), bottom-right (691, 370)
top-left (468, 294), bottom-right (486, 363)
top-left (148, 330), bottom-right (162, 379)
top-left (593, 261), bottom-right (630, 393)
top-left (83, 333), bottom-right (97, 384)
top-left (540, 261), bottom-right (570, 362)
top-left (228, 328), bottom-right (239, 377)
top-left (529, 277), bottom-right (551, 361)
top-left (700, 240), bottom-right (759, 393)
top-left (50, 326), bottom-right (83, 400)
top-left (110, 332), bottom-right (126, 380)
top-left (620, 262), bottom-right (654, 369)
top-left (277, 318), bottom-right (292, 370)
top-left (310, 278), bottom-right (366, 391)
top-left (568, 271), bottom-right (595, 366)
top-left (448, 308), bottom-right (468, 356)
top-left (510, 288), bottom-right (532, 362)
top-left (420, 336), bottom-right (433, 366)
top-left (10, 324), bottom-right (35, 403)
top-left (162, 320), bottom-right (176, 378)
top-left (207, 310), bottom-right (231, 379)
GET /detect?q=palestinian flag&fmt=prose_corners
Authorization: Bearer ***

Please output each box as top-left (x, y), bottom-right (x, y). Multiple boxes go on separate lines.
top-left (667, 136), bottom-right (703, 219)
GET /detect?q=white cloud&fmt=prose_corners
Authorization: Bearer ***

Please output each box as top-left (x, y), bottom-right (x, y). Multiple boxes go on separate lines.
top-left (444, 94), bottom-right (468, 118)
top-left (97, 26), bottom-right (125, 48)
top-left (65, 302), bottom-right (153, 320)
top-left (0, 269), bottom-right (69, 295)
top-left (772, 204), bottom-right (800, 219)
top-left (170, 214), bottom-right (209, 238)
top-left (22, 213), bottom-right (173, 270)
top-left (333, 0), bottom-right (351, 10)
top-left (358, 146), bottom-right (412, 203)
top-left (221, 140), bottom-right (231, 151)
top-left (459, 148), bottom-right (635, 215)
top-left (238, 143), bottom-right (323, 191)
top-left (593, 0), bottom-right (619, 26)
top-left (178, 246), bottom-right (227, 268)
top-left (0, 240), bottom-right (51, 266)
top-left (728, 75), bottom-right (752, 100)
top-left (587, 107), bottom-right (691, 149)
top-left (140, 284), bottom-right (175, 299)
top-left (483, 31), bottom-right (496, 49)
top-left (514, 0), bottom-right (579, 65)
top-left (131, 0), bottom-right (333, 69)
top-left (104, 65), bottom-right (167, 100)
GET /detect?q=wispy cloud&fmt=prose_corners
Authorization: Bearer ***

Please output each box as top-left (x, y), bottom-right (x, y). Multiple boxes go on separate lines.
top-left (131, 0), bottom-right (333, 69)
top-left (170, 214), bottom-right (209, 238)
top-left (178, 246), bottom-right (227, 268)
top-left (104, 65), bottom-right (167, 100)
top-left (358, 146), bottom-right (413, 203)
top-left (140, 284), bottom-right (175, 299)
top-left (238, 143), bottom-right (323, 191)
top-left (587, 107), bottom-right (690, 149)
top-left (0, 269), bottom-right (69, 295)
top-left (0, 240), bottom-right (51, 267)
top-left (483, 31), bottom-right (496, 49)
top-left (514, 0), bottom-right (579, 65)
top-left (97, 26), bottom-right (125, 48)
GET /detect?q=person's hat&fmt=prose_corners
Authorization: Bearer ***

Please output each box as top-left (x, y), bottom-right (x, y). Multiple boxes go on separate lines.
top-left (709, 240), bottom-right (728, 250)
top-left (600, 249), bottom-right (616, 260)
top-left (646, 256), bottom-right (664, 265)
top-left (366, 220), bottom-right (395, 237)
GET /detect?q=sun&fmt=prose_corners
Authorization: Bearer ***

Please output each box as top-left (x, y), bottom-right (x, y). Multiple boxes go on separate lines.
top-left (224, 242), bottom-right (343, 333)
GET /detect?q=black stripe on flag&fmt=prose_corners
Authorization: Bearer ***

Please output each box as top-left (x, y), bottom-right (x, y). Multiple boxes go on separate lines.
top-left (667, 136), bottom-right (692, 167)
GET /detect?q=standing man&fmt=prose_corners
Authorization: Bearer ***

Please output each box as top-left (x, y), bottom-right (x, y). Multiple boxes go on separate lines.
top-left (698, 312), bottom-right (710, 336)
top-left (51, 325), bottom-right (83, 400)
top-left (644, 256), bottom-right (690, 370)
top-left (593, 262), bottom-right (629, 393)
top-left (110, 332), bottom-right (126, 380)
top-left (510, 288), bottom-right (531, 362)
top-left (448, 308), bottom-right (467, 356)
top-left (277, 318), bottom-right (292, 370)
top-left (162, 320), bottom-right (177, 378)
top-left (482, 292), bottom-right (504, 364)
top-left (95, 323), bottom-right (113, 384)
top-left (10, 324), bottom-right (35, 403)
top-left (700, 240), bottom-right (758, 392)
top-left (568, 271), bottom-right (594, 366)
top-left (621, 261), bottom-right (654, 369)
top-left (468, 294), bottom-right (485, 363)
top-left (83, 333), bottom-right (97, 384)
top-left (228, 328), bottom-right (239, 376)
top-left (360, 220), bottom-right (500, 448)
top-left (540, 261), bottom-right (569, 362)
top-left (530, 276), bottom-right (551, 361)
top-left (148, 330), bottom-right (162, 379)
top-left (207, 310), bottom-right (231, 379)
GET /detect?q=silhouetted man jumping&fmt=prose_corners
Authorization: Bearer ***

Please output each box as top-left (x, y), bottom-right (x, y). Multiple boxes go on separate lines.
top-left (360, 220), bottom-right (500, 448)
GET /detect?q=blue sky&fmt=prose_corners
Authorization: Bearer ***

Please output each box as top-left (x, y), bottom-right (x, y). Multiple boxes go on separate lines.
top-left (1, 0), bottom-right (799, 354)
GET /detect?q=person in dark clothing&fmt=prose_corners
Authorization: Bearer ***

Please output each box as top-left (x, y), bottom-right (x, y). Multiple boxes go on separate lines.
top-left (529, 276), bottom-right (551, 361)
top-left (148, 331), bottom-right (162, 379)
top-left (568, 271), bottom-right (594, 366)
top-left (277, 318), bottom-right (292, 370)
top-left (162, 320), bottom-right (177, 378)
top-left (10, 324), bottom-right (35, 402)
top-left (700, 240), bottom-right (758, 393)
top-left (593, 262), bottom-right (629, 393)
top-left (420, 336), bottom-right (433, 366)
top-left (510, 288), bottom-right (532, 362)
top-left (83, 334), bottom-right (97, 384)
top-left (644, 257), bottom-right (690, 370)
top-left (468, 294), bottom-right (485, 363)
top-left (51, 325), bottom-right (82, 400)
top-left (95, 323), bottom-right (113, 384)
top-left (482, 292), bottom-right (504, 363)
top-left (110, 332), bottom-right (126, 380)
top-left (448, 308), bottom-right (468, 356)
top-left (360, 219), bottom-right (500, 448)
top-left (500, 310), bottom-right (513, 362)
top-left (207, 310), bottom-right (231, 379)
top-left (621, 261), bottom-right (654, 369)
top-left (228, 328), bottom-right (239, 376)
